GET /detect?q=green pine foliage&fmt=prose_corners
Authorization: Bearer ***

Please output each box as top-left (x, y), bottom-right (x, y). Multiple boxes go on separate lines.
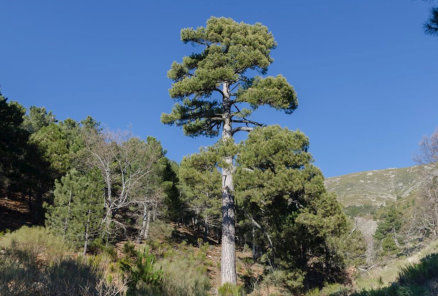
top-left (0, 94), bottom-right (34, 192)
top-left (426, 7), bottom-right (438, 35)
top-left (179, 148), bottom-right (222, 237)
top-left (162, 16), bottom-right (297, 137)
top-left (162, 160), bottom-right (184, 222)
top-left (46, 169), bottom-right (104, 249)
top-left (0, 94), bottom-right (52, 223)
top-left (30, 118), bottom-right (88, 178)
top-left (22, 106), bottom-right (56, 134)
top-left (235, 125), bottom-right (358, 292)
top-left (118, 242), bottom-right (163, 295)
top-left (374, 205), bottom-right (404, 256)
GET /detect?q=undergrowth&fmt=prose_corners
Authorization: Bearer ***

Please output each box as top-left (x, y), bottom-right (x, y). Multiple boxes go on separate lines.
top-left (352, 253), bottom-right (438, 296)
top-left (0, 226), bottom-right (212, 296)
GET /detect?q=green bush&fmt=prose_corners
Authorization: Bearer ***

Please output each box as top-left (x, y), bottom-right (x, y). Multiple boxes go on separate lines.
top-left (306, 283), bottom-right (352, 296)
top-left (218, 283), bottom-right (245, 296)
top-left (118, 242), bottom-right (163, 295)
top-left (382, 237), bottom-right (399, 254)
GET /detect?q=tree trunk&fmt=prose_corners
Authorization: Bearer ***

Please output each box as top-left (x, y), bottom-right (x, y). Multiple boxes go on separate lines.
top-left (204, 216), bottom-right (209, 242)
top-left (64, 190), bottom-right (72, 238)
top-left (102, 169), bottom-right (112, 239)
top-left (152, 201), bottom-right (157, 221)
top-left (144, 206), bottom-right (151, 240)
top-left (220, 82), bottom-right (237, 284)
top-left (137, 203), bottom-right (149, 243)
top-left (102, 207), bottom-right (112, 239)
top-left (83, 209), bottom-right (91, 256)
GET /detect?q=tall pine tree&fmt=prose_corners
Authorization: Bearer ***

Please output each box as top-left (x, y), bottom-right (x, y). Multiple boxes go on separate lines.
top-left (162, 17), bottom-right (298, 284)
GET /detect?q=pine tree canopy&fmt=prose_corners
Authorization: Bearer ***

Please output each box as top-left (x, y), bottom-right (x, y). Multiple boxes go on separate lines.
top-left (161, 17), bottom-right (298, 137)
top-left (235, 126), bottom-right (350, 290)
top-left (426, 7), bottom-right (438, 35)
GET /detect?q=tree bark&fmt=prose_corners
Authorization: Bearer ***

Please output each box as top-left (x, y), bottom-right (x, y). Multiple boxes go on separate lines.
top-left (221, 82), bottom-right (237, 284)
top-left (152, 201), bottom-right (157, 221)
top-left (204, 216), bottom-right (209, 242)
top-left (144, 206), bottom-right (151, 240)
top-left (102, 207), bottom-right (112, 240)
top-left (83, 209), bottom-right (91, 256)
top-left (137, 203), bottom-right (149, 242)
top-left (102, 168), bottom-right (112, 239)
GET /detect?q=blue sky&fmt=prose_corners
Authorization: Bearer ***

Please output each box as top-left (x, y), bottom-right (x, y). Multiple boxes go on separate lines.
top-left (0, 0), bottom-right (437, 177)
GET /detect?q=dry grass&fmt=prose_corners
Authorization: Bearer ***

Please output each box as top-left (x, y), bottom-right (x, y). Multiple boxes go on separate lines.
top-left (0, 226), bottom-right (123, 296)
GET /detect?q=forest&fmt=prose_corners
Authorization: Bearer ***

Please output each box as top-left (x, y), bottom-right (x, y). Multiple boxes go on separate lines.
top-left (1, 7), bottom-right (438, 296)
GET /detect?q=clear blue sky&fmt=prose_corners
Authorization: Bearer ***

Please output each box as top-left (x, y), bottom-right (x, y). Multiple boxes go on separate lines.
top-left (1, 0), bottom-right (437, 177)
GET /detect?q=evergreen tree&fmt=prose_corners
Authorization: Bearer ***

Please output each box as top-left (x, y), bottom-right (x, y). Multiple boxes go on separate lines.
top-left (0, 94), bottom-right (51, 222)
top-left (161, 159), bottom-right (184, 223)
top-left (0, 94), bottom-right (29, 192)
top-left (374, 205), bottom-right (403, 255)
top-left (46, 169), bottom-right (103, 254)
top-left (30, 118), bottom-right (87, 178)
top-left (162, 17), bottom-right (298, 284)
top-left (179, 148), bottom-right (222, 240)
top-left (22, 106), bottom-right (56, 134)
top-left (235, 126), bottom-right (353, 292)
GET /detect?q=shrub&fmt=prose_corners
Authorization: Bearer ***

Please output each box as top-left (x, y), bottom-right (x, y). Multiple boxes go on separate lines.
top-left (218, 283), bottom-right (245, 296)
top-left (118, 242), bottom-right (163, 295)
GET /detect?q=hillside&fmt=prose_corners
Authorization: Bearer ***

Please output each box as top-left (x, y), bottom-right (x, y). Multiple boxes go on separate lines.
top-left (325, 165), bottom-right (429, 266)
top-left (325, 165), bottom-right (424, 208)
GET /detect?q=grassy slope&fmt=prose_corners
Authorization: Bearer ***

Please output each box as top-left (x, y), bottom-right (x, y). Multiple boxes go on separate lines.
top-left (325, 165), bottom-right (423, 208)
top-left (351, 242), bottom-right (438, 296)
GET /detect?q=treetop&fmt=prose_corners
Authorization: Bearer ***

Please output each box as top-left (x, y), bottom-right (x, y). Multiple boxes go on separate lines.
top-left (162, 17), bottom-right (298, 137)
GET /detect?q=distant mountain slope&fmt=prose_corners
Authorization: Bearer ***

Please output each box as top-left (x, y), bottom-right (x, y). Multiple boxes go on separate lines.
top-left (325, 165), bottom-right (424, 207)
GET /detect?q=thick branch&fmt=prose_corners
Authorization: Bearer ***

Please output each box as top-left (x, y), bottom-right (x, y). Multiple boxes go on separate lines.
top-left (231, 119), bottom-right (264, 127)
top-left (232, 126), bottom-right (253, 135)
top-left (214, 88), bottom-right (225, 97)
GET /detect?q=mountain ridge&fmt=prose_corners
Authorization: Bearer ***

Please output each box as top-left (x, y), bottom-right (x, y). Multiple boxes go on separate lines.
top-left (325, 165), bottom-right (424, 208)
